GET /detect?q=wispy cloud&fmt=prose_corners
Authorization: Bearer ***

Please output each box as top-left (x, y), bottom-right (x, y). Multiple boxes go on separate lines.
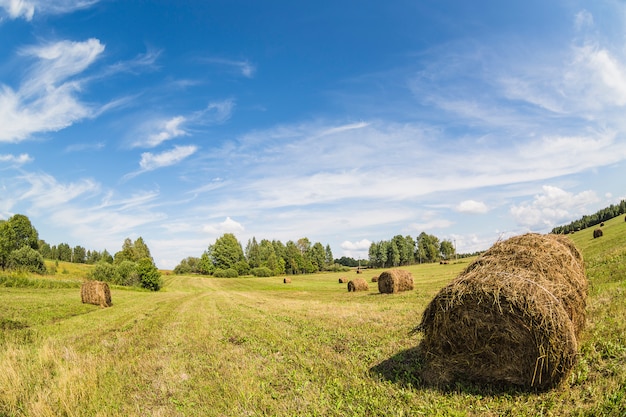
top-left (123, 145), bottom-right (198, 180)
top-left (203, 57), bottom-right (256, 78)
top-left (0, 38), bottom-right (104, 143)
top-left (0, 0), bottom-right (99, 21)
top-left (131, 100), bottom-right (234, 148)
top-left (64, 142), bottom-right (105, 153)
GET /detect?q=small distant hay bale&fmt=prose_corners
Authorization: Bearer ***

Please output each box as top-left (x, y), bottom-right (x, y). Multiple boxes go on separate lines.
top-left (593, 228), bottom-right (603, 238)
top-left (81, 280), bottom-right (112, 307)
top-left (347, 277), bottom-right (368, 292)
top-left (283, 277), bottom-right (292, 284)
top-left (371, 276), bottom-right (379, 283)
top-left (417, 233), bottom-right (587, 390)
top-left (600, 222), bottom-right (605, 227)
top-left (377, 269), bottom-right (414, 294)
top-left (356, 269), bottom-right (363, 274)
top-left (338, 277), bottom-right (346, 284)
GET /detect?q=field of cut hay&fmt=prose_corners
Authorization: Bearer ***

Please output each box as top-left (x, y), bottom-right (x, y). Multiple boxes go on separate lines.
top-left (1, 216), bottom-right (626, 416)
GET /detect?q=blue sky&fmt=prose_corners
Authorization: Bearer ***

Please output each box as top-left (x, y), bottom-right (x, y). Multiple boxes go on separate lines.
top-left (2, 1), bottom-right (626, 269)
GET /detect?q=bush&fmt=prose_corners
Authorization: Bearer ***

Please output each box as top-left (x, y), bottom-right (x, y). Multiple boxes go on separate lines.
top-left (326, 263), bottom-right (351, 272)
top-left (88, 262), bottom-right (120, 284)
top-left (251, 266), bottom-right (273, 277)
top-left (117, 260), bottom-right (140, 286)
top-left (137, 258), bottom-right (162, 291)
top-left (7, 246), bottom-right (46, 274)
top-left (213, 268), bottom-right (238, 278)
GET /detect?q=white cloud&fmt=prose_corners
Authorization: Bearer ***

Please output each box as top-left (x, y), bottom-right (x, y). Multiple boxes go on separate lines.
top-left (202, 216), bottom-right (244, 235)
top-left (139, 145), bottom-right (197, 171)
top-left (0, 38), bottom-right (104, 143)
top-left (574, 10), bottom-right (594, 31)
top-left (510, 185), bottom-right (599, 230)
top-left (132, 100), bottom-right (234, 148)
top-left (455, 200), bottom-right (489, 214)
top-left (145, 116), bottom-right (188, 147)
top-left (0, 0), bottom-right (99, 20)
top-left (340, 239), bottom-right (371, 260)
top-left (123, 145), bottom-right (198, 181)
top-left (0, 153), bottom-right (32, 165)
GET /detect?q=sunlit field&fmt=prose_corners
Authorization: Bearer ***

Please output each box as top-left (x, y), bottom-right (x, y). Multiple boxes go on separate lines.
top-left (1, 217), bottom-right (626, 416)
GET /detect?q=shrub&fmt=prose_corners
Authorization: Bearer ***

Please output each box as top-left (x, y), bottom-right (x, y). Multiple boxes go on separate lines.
top-left (7, 246), bottom-right (46, 274)
top-left (214, 268), bottom-right (238, 278)
top-left (117, 260), bottom-right (140, 286)
top-left (326, 263), bottom-right (351, 272)
top-left (88, 262), bottom-right (120, 284)
top-left (137, 258), bottom-right (162, 291)
top-left (251, 266), bottom-right (273, 277)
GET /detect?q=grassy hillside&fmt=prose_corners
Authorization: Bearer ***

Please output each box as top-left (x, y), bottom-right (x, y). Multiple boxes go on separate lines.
top-left (1, 218), bottom-right (625, 416)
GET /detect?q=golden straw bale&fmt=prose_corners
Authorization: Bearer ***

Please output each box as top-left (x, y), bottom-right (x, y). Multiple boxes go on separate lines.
top-left (417, 233), bottom-right (587, 390)
top-left (347, 277), bottom-right (369, 292)
top-left (283, 277), bottom-right (292, 284)
top-left (377, 269), bottom-right (414, 294)
top-left (80, 280), bottom-right (112, 307)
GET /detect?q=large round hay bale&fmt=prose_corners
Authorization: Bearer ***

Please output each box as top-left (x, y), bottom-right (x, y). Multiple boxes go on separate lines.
top-left (347, 277), bottom-right (369, 292)
top-left (377, 269), bottom-right (414, 294)
top-left (593, 228), bottom-right (603, 238)
top-left (81, 280), bottom-right (112, 307)
top-left (417, 233), bottom-right (587, 390)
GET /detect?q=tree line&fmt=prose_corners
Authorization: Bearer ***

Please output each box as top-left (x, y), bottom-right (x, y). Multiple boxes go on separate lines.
top-left (174, 234), bottom-right (340, 277)
top-left (367, 232), bottom-right (456, 268)
top-left (551, 199), bottom-right (626, 234)
top-left (0, 214), bottom-right (162, 291)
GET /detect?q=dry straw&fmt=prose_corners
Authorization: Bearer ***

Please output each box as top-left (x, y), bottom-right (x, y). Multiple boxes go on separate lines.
top-left (593, 228), bottom-right (603, 238)
top-left (81, 280), bottom-right (112, 307)
top-left (417, 233), bottom-right (587, 390)
top-left (347, 277), bottom-right (369, 292)
top-left (283, 277), bottom-right (292, 284)
top-left (377, 269), bottom-right (414, 294)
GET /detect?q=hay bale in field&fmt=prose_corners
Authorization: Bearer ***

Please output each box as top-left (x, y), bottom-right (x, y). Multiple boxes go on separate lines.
top-left (371, 276), bottom-right (379, 283)
top-left (417, 233), bottom-right (587, 390)
top-left (347, 277), bottom-right (369, 292)
top-left (283, 277), bottom-right (292, 284)
top-left (593, 228), bottom-right (603, 238)
top-left (377, 269), bottom-right (414, 294)
top-left (81, 280), bottom-right (112, 307)
top-left (339, 277), bottom-right (346, 284)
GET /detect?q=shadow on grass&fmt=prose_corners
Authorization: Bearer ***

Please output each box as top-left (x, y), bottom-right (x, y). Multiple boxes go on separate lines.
top-left (369, 344), bottom-right (530, 397)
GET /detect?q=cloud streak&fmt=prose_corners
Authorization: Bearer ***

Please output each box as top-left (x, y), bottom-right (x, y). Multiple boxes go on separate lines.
top-left (123, 145), bottom-right (198, 180)
top-left (0, 38), bottom-right (104, 143)
top-left (0, 0), bottom-right (99, 20)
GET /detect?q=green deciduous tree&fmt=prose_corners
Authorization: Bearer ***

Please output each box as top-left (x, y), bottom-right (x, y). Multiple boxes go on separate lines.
top-left (211, 233), bottom-right (245, 270)
top-left (0, 214), bottom-right (40, 269)
top-left (137, 258), bottom-right (162, 291)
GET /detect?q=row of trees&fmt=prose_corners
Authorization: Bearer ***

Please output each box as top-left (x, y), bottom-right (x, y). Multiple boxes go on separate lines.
top-left (0, 214), bottom-right (162, 291)
top-left (551, 200), bottom-right (626, 234)
top-left (174, 234), bottom-right (338, 277)
top-left (368, 232), bottom-right (455, 268)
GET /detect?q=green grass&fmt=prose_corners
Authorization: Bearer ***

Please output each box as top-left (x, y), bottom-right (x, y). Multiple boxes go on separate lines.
top-left (1, 220), bottom-right (626, 416)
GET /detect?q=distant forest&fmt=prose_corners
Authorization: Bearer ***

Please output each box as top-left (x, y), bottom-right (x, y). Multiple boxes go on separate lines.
top-left (551, 199), bottom-right (626, 234)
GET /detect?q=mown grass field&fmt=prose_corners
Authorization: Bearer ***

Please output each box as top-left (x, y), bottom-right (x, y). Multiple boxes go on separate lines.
top-left (1, 217), bottom-right (626, 416)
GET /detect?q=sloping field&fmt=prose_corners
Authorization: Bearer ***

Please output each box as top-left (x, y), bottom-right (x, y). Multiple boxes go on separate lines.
top-left (1, 218), bottom-right (626, 416)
